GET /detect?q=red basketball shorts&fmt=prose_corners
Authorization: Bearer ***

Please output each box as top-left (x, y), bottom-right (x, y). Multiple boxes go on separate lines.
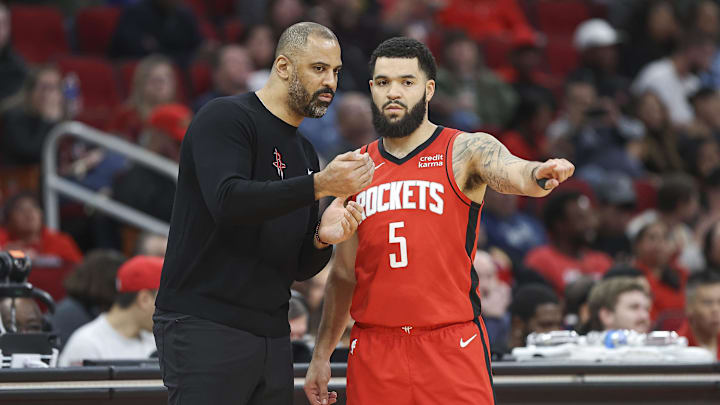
top-left (346, 318), bottom-right (495, 405)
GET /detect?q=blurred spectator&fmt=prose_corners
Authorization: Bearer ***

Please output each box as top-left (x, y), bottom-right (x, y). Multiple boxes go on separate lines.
top-left (689, 88), bottom-right (720, 140)
top-left (591, 174), bottom-right (636, 261)
top-left (687, 0), bottom-right (720, 40)
top-left (432, 32), bottom-right (517, 131)
top-left (524, 191), bottom-right (613, 296)
top-left (546, 80), bottom-right (645, 180)
top-left (52, 250), bottom-right (126, 349)
top-left (0, 193), bottom-right (83, 301)
top-left (628, 173), bottom-right (704, 272)
top-left (603, 265), bottom-right (651, 293)
top-left (135, 232), bottom-right (168, 257)
top-left (692, 0), bottom-right (720, 89)
top-left (113, 103), bottom-right (190, 222)
top-left (434, 0), bottom-right (534, 43)
top-left (480, 188), bottom-right (546, 267)
top-left (682, 137), bottom-right (720, 181)
top-left (320, 0), bottom-right (380, 92)
top-left (110, 0), bottom-right (203, 65)
top-left (268, 0), bottom-right (304, 38)
top-left (631, 31), bottom-right (715, 127)
top-left (322, 92), bottom-right (376, 161)
top-left (289, 294), bottom-right (309, 342)
top-left (564, 276), bottom-right (595, 334)
top-left (509, 283), bottom-right (563, 350)
top-left (569, 19), bottom-right (630, 108)
top-left (289, 294), bottom-right (311, 362)
top-left (58, 256), bottom-right (161, 367)
top-left (500, 88), bottom-right (555, 161)
top-left (704, 219), bottom-right (720, 271)
top-left (634, 91), bottom-right (686, 175)
top-left (475, 249), bottom-right (511, 355)
top-left (0, 298), bottom-right (43, 333)
top-left (497, 35), bottom-right (559, 99)
top-left (677, 271), bottom-right (720, 360)
top-left (243, 24), bottom-right (276, 91)
top-left (0, 66), bottom-right (65, 166)
top-left (0, 3), bottom-right (26, 102)
top-left (587, 277), bottom-right (651, 333)
top-left (631, 220), bottom-right (687, 321)
top-left (292, 265), bottom-right (329, 336)
top-left (193, 45), bottom-right (253, 112)
top-left (619, 0), bottom-right (681, 78)
top-left (107, 55), bottom-right (178, 142)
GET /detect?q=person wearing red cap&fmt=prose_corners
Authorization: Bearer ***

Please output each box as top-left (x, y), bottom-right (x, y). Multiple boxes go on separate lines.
top-left (112, 103), bottom-right (191, 222)
top-left (58, 256), bottom-right (162, 367)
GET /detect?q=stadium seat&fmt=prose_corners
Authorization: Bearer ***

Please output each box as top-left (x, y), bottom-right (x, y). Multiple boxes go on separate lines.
top-left (75, 6), bottom-right (122, 56)
top-left (482, 38), bottom-right (514, 70)
top-left (190, 61), bottom-right (212, 99)
top-left (536, 0), bottom-right (591, 36)
top-left (57, 57), bottom-right (121, 129)
top-left (10, 5), bottom-right (69, 63)
top-left (223, 18), bottom-right (245, 43)
top-left (633, 178), bottom-right (658, 213)
top-left (545, 38), bottom-right (579, 77)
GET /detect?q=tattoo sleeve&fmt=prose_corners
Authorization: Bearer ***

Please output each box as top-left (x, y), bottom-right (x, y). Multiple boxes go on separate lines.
top-left (453, 132), bottom-right (538, 195)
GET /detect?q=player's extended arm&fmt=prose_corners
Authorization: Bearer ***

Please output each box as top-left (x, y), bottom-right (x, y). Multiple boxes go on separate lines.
top-left (452, 132), bottom-right (574, 199)
top-left (304, 234), bottom-right (358, 405)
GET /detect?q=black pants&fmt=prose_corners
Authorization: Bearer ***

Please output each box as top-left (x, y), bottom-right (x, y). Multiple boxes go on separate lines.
top-left (153, 309), bottom-right (293, 405)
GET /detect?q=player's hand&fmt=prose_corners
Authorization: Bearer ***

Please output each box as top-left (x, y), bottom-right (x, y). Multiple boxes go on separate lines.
top-left (304, 359), bottom-right (338, 405)
top-left (314, 151), bottom-right (374, 199)
top-left (317, 198), bottom-right (363, 246)
top-left (534, 158), bottom-right (575, 190)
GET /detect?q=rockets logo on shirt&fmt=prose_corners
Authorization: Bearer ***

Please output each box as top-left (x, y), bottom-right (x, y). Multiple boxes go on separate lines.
top-left (355, 180), bottom-right (444, 220)
top-left (272, 148), bottom-right (286, 179)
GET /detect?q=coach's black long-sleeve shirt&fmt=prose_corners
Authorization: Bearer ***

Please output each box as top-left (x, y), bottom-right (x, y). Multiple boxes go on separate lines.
top-left (155, 93), bottom-right (332, 337)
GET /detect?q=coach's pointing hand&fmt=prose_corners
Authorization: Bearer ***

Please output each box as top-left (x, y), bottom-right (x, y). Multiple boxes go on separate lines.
top-left (314, 151), bottom-right (374, 199)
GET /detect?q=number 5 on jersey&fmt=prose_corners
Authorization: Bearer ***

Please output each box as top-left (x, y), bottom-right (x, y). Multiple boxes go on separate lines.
top-left (389, 222), bottom-right (408, 269)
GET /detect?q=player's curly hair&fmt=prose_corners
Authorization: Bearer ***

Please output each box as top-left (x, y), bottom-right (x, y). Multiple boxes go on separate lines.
top-left (369, 37), bottom-right (437, 81)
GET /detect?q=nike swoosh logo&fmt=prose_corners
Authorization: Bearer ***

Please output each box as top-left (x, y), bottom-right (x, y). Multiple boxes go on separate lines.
top-left (307, 168), bottom-right (313, 175)
top-left (375, 162), bottom-right (385, 169)
top-left (460, 334), bottom-right (477, 348)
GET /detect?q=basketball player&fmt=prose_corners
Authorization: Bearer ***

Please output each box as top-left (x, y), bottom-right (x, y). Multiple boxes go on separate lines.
top-left (304, 37), bottom-right (575, 405)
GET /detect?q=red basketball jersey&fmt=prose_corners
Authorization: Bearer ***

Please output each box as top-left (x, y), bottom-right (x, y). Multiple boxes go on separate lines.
top-left (350, 126), bottom-right (483, 328)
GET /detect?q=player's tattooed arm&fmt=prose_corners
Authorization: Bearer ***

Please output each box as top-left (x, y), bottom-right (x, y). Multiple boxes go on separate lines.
top-left (452, 132), bottom-right (550, 198)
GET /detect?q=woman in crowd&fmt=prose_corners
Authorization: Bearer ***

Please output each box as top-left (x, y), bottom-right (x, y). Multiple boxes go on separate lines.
top-left (106, 55), bottom-right (177, 142)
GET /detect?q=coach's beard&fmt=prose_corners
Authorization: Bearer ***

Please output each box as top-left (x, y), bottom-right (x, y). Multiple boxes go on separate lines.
top-left (371, 92), bottom-right (426, 139)
top-left (288, 72), bottom-right (333, 118)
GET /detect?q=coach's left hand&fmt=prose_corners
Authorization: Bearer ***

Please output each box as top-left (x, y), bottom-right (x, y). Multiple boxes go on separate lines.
top-left (316, 198), bottom-right (363, 247)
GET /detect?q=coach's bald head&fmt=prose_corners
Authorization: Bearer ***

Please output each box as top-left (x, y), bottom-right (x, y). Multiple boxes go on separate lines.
top-left (275, 22), bottom-right (338, 61)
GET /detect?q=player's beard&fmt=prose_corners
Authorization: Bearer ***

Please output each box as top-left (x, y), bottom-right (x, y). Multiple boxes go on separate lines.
top-left (371, 92), bottom-right (426, 139)
top-left (288, 71), bottom-right (333, 118)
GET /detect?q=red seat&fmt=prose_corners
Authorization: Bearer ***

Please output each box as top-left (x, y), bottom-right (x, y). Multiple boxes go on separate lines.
top-left (118, 60), bottom-right (188, 104)
top-left (190, 61), bottom-right (212, 99)
top-left (633, 178), bottom-right (658, 213)
top-left (223, 18), bottom-right (245, 43)
top-left (482, 38), bottom-right (514, 70)
top-left (57, 57), bottom-right (121, 129)
top-left (536, 0), bottom-right (591, 36)
top-left (75, 6), bottom-right (122, 55)
top-left (545, 38), bottom-right (578, 77)
top-left (10, 6), bottom-right (69, 63)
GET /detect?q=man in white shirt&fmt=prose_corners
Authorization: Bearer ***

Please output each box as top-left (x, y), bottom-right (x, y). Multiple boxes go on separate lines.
top-left (632, 32), bottom-right (715, 126)
top-left (59, 256), bottom-right (162, 367)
